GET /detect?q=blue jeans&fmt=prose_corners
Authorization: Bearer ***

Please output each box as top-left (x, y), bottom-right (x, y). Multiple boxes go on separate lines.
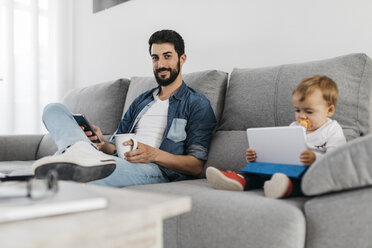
top-left (42, 103), bottom-right (170, 187)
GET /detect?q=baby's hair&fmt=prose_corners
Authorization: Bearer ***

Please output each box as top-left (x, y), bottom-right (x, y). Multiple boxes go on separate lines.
top-left (293, 75), bottom-right (339, 107)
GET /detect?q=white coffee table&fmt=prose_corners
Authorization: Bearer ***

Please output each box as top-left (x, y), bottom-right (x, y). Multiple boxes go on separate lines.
top-left (0, 181), bottom-right (191, 248)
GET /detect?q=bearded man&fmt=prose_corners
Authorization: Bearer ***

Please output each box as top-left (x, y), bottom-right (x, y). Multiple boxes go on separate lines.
top-left (32, 30), bottom-right (217, 187)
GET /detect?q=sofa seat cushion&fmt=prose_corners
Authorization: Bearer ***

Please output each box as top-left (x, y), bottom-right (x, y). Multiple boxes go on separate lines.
top-left (304, 187), bottom-right (372, 248)
top-left (129, 179), bottom-right (307, 248)
top-left (218, 53), bottom-right (372, 141)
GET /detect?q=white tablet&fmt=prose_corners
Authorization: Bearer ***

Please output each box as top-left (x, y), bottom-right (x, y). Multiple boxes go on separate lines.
top-left (246, 126), bottom-right (307, 165)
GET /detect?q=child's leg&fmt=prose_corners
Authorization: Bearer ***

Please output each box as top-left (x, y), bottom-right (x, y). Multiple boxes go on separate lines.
top-left (206, 167), bottom-right (266, 191)
top-left (264, 173), bottom-right (304, 198)
top-left (288, 178), bottom-right (304, 197)
top-left (241, 172), bottom-right (268, 190)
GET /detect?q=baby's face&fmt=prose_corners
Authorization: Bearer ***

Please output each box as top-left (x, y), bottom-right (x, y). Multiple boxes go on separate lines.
top-left (292, 89), bottom-right (335, 132)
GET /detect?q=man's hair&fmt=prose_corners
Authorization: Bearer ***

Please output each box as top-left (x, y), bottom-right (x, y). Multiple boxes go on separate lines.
top-left (293, 75), bottom-right (339, 107)
top-left (148, 30), bottom-right (185, 57)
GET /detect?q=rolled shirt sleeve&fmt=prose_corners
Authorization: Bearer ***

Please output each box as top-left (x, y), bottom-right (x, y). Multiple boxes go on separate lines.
top-left (184, 96), bottom-right (217, 161)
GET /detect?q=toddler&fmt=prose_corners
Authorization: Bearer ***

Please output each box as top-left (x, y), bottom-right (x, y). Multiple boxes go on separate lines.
top-left (206, 75), bottom-right (347, 198)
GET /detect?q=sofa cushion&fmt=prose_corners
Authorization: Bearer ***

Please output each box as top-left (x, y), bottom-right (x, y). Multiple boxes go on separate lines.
top-left (36, 134), bottom-right (58, 159)
top-left (62, 78), bottom-right (130, 135)
top-left (123, 70), bottom-right (228, 122)
top-left (0, 135), bottom-right (42, 161)
top-left (304, 187), bottom-right (372, 248)
top-left (203, 130), bottom-right (248, 176)
top-left (218, 53), bottom-right (372, 141)
top-left (129, 179), bottom-right (307, 248)
top-left (301, 133), bottom-right (372, 196)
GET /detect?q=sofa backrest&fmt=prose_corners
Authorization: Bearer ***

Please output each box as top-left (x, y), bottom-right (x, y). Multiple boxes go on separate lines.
top-left (36, 79), bottom-right (130, 159)
top-left (62, 78), bottom-right (130, 135)
top-left (123, 70), bottom-right (228, 122)
top-left (204, 53), bottom-right (372, 175)
top-left (35, 54), bottom-right (372, 174)
top-left (36, 71), bottom-right (228, 159)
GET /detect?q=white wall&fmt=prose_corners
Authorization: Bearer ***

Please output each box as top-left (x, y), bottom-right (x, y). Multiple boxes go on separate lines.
top-left (73, 0), bottom-right (372, 87)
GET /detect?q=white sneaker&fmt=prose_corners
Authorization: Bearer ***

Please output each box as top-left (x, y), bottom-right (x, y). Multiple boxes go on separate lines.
top-left (264, 173), bottom-right (293, 199)
top-left (32, 141), bottom-right (116, 182)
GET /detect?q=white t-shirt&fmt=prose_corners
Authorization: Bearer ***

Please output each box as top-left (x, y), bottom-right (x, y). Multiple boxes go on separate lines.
top-left (134, 96), bottom-right (169, 148)
top-left (290, 118), bottom-right (346, 159)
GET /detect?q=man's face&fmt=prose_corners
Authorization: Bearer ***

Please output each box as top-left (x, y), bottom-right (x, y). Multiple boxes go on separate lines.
top-left (151, 43), bottom-right (184, 86)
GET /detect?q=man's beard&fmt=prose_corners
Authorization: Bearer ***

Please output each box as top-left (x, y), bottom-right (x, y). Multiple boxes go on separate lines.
top-left (154, 60), bottom-right (181, 87)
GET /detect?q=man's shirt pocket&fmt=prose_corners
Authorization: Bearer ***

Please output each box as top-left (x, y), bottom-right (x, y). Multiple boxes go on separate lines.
top-left (167, 118), bottom-right (187, 143)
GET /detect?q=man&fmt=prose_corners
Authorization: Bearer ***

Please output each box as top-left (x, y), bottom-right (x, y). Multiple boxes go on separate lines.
top-left (32, 30), bottom-right (217, 187)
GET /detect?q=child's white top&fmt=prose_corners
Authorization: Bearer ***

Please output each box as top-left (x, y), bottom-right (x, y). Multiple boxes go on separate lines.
top-left (290, 118), bottom-right (346, 160)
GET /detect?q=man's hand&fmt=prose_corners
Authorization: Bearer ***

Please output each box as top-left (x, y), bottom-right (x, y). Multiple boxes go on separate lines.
top-left (246, 148), bottom-right (257, 162)
top-left (82, 124), bottom-right (105, 150)
top-left (300, 150), bottom-right (316, 166)
top-left (124, 141), bottom-right (159, 163)
top-left (123, 140), bottom-right (203, 175)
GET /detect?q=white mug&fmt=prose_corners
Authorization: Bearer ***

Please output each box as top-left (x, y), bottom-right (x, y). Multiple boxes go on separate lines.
top-left (115, 134), bottom-right (138, 159)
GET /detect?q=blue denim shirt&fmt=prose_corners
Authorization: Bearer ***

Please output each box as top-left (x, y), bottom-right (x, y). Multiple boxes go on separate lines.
top-left (111, 81), bottom-right (217, 180)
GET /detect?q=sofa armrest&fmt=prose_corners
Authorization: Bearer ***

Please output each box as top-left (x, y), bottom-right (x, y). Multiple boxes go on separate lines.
top-left (302, 133), bottom-right (372, 196)
top-left (0, 135), bottom-right (44, 161)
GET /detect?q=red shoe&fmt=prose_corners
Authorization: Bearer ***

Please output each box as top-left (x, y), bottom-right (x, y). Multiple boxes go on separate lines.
top-left (206, 167), bottom-right (246, 191)
top-left (264, 173), bottom-right (293, 198)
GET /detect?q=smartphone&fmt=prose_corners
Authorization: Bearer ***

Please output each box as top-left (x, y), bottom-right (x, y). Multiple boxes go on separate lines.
top-left (73, 114), bottom-right (102, 143)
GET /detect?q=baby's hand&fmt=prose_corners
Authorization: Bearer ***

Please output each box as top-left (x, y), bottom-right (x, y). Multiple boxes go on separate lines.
top-left (246, 148), bottom-right (257, 162)
top-left (300, 150), bottom-right (316, 166)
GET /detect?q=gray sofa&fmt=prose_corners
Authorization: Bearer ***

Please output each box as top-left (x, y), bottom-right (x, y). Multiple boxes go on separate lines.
top-left (1, 53), bottom-right (372, 248)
